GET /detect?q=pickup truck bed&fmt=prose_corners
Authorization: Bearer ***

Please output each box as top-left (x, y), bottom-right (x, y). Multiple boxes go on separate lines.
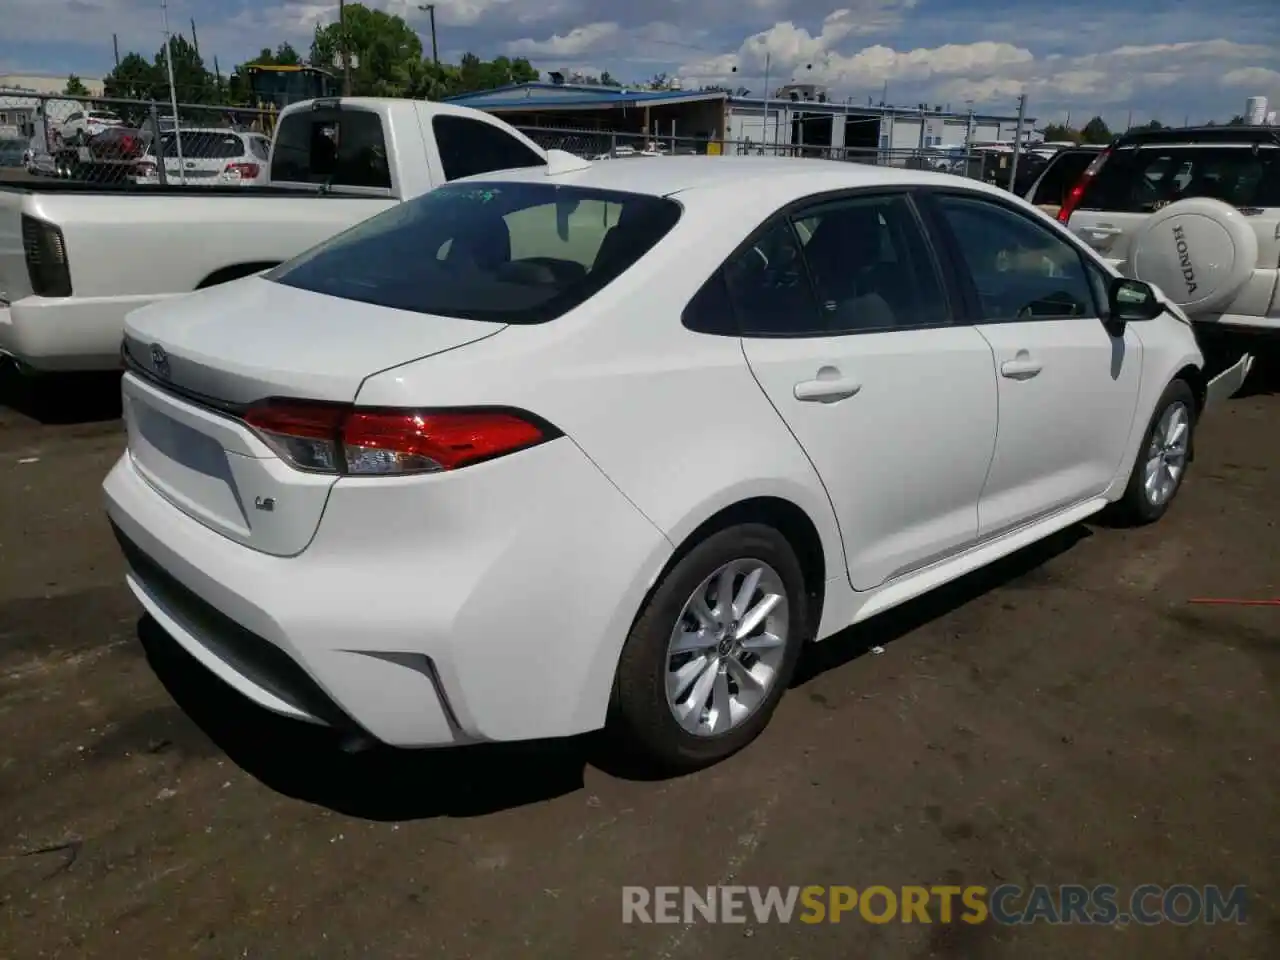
top-left (1, 97), bottom-right (550, 372)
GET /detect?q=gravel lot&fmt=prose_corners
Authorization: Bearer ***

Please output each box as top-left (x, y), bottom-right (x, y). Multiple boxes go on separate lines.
top-left (1, 351), bottom-right (1277, 959)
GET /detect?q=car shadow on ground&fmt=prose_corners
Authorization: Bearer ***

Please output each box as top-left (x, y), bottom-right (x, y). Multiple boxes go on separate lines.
top-left (792, 524), bottom-right (1091, 685)
top-left (0, 363), bottom-right (123, 425)
top-left (139, 526), bottom-right (1092, 820)
top-left (138, 616), bottom-right (597, 821)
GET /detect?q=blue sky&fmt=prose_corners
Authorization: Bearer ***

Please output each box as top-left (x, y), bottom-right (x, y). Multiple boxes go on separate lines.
top-left (2, 0), bottom-right (1278, 125)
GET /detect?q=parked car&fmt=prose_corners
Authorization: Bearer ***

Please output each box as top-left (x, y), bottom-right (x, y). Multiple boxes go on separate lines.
top-left (59, 108), bottom-right (123, 145)
top-left (1024, 145), bottom-right (1105, 218)
top-left (103, 155), bottom-right (1253, 771)
top-left (52, 125), bottom-right (155, 183)
top-left (1061, 125), bottom-right (1280, 332)
top-left (0, 98), bottom-right (552, 372)
top-left (133, 128), bottom-right (273, 186)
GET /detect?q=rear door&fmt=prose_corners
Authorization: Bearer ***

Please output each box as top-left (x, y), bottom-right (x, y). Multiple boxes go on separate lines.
top-left (735, 191), bottom-right (999, 591)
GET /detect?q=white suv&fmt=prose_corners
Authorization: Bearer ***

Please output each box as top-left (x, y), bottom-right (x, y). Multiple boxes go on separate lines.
top-left (59, 108), bottom-right (124, 145)
top-left (1061, 126), bottom-right (1280, 333)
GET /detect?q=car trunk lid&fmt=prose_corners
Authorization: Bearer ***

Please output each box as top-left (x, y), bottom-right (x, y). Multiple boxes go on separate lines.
top-left (121, 276), bottom-right (506, 556)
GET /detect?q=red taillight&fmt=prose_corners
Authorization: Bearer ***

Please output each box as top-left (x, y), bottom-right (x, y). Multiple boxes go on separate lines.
top-left (1058, 148), bottom-right (1111, 224)
top-left (223, 161), bottom-right (261, 179)
top-left (243, 401), bottom-right (553, 475)
top-left (120, 135), bottom-right (137, 155)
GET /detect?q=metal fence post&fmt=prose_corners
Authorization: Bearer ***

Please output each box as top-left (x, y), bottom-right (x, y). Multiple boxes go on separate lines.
top-left (609, 131), bottom-right (617, 159)
top-left (149, 101), bottom-right (168, 185)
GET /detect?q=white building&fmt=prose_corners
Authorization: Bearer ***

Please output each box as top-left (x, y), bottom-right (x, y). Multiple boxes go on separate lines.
top-left (0, 73), bottom-right (105, 132)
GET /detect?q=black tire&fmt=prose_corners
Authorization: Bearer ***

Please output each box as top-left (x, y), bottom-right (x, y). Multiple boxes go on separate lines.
top-left (610, 523), bottom-right (809, 772)
top-left (1110, 379), bottom-right (1197, 526)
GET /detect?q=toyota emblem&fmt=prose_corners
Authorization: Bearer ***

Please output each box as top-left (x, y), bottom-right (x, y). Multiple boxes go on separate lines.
top-left (149, 343), bottom-right (170, 379)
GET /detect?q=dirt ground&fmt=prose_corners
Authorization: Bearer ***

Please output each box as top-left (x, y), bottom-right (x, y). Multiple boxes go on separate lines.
top-left (1, 350), bottom-right (1277, 959)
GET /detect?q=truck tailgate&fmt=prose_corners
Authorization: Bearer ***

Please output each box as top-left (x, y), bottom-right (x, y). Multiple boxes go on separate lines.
top-left (0, 190), bottom-right (30, 306)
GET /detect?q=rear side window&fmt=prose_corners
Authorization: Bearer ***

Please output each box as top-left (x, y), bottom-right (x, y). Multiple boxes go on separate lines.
top-left (248, 136), bottom-right (270, 161)
top-left (1081, 144), bottom-right (1280, 212)
top-left (270, 109), bottom-right (391, 189)
top-left (1032, 151), bottom-right (1097, 206)
top-left (268, 181), bottom-right (681, 324)
top-left (160, 131), bottom-right (245, 159)
top-left (432, 115), bottom-right (545, 181)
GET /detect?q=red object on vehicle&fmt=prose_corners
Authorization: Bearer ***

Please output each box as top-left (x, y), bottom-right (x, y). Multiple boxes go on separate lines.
top-left (242, 400), bottom-right (552, 475)
top-left (223, 161), bottom-right (261, 179)
top-left (1058, 147), bottom-right (1111, 224)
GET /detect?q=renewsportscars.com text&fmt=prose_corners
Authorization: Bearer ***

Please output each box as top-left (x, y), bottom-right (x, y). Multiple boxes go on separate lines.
top-left (622, 884), bottom-right (1248, 926)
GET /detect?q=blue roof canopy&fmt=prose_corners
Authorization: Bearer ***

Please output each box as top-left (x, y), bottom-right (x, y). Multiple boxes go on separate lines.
top-left (444, 82), bottom-right (728, 111)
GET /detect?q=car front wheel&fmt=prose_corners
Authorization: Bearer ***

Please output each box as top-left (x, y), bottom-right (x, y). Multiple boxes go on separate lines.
top-left (610, 523), bottom-right (808, 772)
top-left (1112, 379), bottom-right (1196, 525)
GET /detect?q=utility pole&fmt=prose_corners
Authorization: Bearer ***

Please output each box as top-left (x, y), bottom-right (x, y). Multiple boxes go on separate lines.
top-left (418, 4), bottom-right (439, 66)
top-left (190, 18), bottom-right (199, 59)
top-left (1007, 91), bottom-right (1027, 192)
top-left (339, 0), bottom-right (352, 96)
top-left (160, 0), bottom-right (185, 183)
top-left (112, 33), bottom-right (120, 69)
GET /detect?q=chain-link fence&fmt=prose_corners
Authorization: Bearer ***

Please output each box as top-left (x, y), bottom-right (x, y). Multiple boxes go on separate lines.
top-left (508, 125), bottom-right (1017, 183)
top-left (0, 90), bottom-right (274, 187)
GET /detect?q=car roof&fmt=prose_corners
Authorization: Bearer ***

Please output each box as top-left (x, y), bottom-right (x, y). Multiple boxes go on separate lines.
top-left (457, 155), bottom-right (1010, 205)
top-left (1113, 125), bottom-right (1280, 148)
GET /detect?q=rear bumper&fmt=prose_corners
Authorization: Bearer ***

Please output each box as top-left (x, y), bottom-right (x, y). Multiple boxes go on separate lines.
top-left (103, 439), bottom-right (673, 748)
top-left (0, 293), bottom-right (179, 372)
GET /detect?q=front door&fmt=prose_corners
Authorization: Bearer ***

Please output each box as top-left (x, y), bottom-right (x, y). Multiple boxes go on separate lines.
top-left (732, 192), bottom-right (999, 591)
top-left (925, 190), bottom-right (1142, 538)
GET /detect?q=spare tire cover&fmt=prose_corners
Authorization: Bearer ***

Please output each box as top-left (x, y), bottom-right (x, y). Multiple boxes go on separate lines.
top-left (1129, 197), bottom-right (1258, 315)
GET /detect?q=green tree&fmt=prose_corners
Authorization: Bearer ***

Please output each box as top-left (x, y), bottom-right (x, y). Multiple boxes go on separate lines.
top-left (1080, 115), bottom-right (1113, 144)
top-left (271, 42), bottom-right (302, 66)
top-left (1131, 118), bottom-right (1165, 132)
top-left (64, 74), bottom-right (89, 96)
top-left (598, 70), bottom-right (621, 87)
top-left (1040, 122), bottom-right (1078, 143)
top-left (310, 3), bottom-right (422, 94)
top-left (155, 33), bottom-right (216, 103)
top-left (1227, 114), bottom-right (1247, 125)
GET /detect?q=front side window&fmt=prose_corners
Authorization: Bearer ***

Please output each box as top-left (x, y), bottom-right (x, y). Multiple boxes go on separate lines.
top-left (933, 193), bottom-right (1096, 321)
top-left (268, 182), bottom-right (681, 324)
top-left (793, 193), bottom-right (949, 332)
top-left (270, 109), bottom-right (390, 189)
top-left (432, 115), bottom-right (545, 181)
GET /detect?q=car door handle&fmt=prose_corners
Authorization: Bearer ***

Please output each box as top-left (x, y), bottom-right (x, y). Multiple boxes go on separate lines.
top-left (794, 375), bottom-right (862, 403)
top-left (1000, 358), bottom-right (1043, 380)
top-left (1087, 224), bottom-right (1122, 238)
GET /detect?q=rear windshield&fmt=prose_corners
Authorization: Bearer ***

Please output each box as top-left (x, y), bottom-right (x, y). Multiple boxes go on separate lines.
top-left (1079, 144), bottom-right (1280, 212)
top-left (269, 108), bottom-right (390, 189)
top-left (267, 181), bottom-right (683, 323)
top-left (160, 131), bottom-right (244, 159)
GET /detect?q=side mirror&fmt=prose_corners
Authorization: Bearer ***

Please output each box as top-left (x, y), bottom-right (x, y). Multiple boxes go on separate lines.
top-left (1108, 277), bottom-right (1164, 323)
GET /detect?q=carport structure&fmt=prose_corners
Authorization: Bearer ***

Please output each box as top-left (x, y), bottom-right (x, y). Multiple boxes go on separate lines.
top-left (443, 81), bottom-right (729, 152)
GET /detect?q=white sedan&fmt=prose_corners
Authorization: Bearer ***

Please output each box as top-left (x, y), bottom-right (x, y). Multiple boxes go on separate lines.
top-left (104, 156), bottom-right (1252, 771)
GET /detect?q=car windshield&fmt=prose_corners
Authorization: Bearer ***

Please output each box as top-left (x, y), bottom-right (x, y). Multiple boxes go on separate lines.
top-left (268, 181), bottom-right (683, 324)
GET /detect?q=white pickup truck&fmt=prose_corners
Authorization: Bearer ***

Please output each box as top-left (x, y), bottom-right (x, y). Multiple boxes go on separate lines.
top-left (0, 97), bottom-right (551, 372)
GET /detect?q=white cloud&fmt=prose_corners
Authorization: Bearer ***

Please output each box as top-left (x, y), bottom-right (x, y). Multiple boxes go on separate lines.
top-left (1221, 67), bottom-right (1280, 91)
top-left (506, 22), bottom-right (621, 57)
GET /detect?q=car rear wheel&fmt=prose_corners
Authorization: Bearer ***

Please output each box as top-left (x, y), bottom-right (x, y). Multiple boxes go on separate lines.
top-left (610, 523), bottom-right (808, 772)
top-left (1111, 379), bottom-right (1196, 525)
